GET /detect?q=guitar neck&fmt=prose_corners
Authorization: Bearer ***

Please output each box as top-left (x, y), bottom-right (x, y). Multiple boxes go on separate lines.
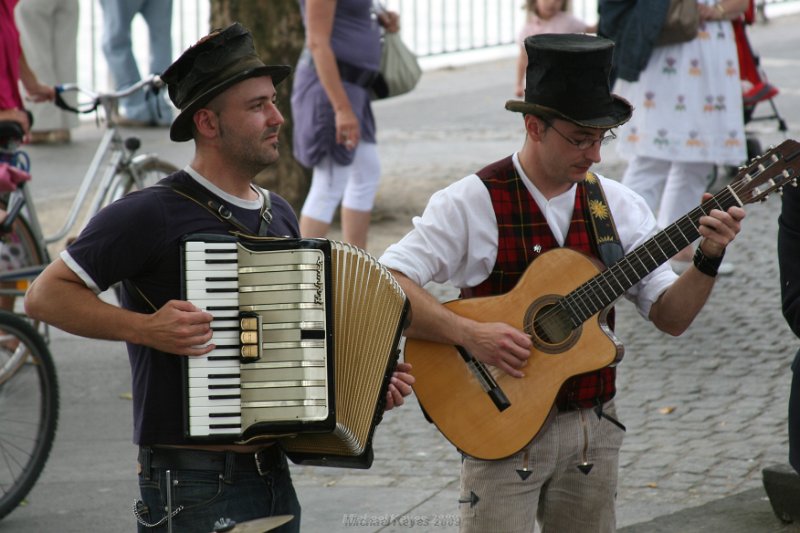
top-left (563, 184), bottom-right (742, 324)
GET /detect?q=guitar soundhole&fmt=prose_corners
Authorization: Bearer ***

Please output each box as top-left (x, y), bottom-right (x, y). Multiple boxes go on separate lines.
top-left (525, 296), bottom-right (580, 354)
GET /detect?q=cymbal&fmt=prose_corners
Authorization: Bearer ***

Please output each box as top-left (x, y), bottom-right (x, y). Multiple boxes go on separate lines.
top-left (210, 514), bottom-right (293, 533)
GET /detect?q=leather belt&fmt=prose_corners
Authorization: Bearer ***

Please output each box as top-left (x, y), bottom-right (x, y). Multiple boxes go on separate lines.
top-left (139, 445), bottom-right (284, 476)
top-left (297, 48), bottom-right (379, 89)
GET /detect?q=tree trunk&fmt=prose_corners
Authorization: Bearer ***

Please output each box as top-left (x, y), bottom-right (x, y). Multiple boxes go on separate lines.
top-left (209, 0), bottom-right (310, 211)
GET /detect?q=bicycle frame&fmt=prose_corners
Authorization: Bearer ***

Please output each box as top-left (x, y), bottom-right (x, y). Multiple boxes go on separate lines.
top-left (42, 75), bottom-right (169, 244)
top-left (43, 126), bottom-right (128, 244)
top-left (0, 75), bottom-right (175, 299)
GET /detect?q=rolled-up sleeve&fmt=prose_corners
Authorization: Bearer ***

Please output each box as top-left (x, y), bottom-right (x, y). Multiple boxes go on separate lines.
top-left (380, 174), bottom-right (498, 289)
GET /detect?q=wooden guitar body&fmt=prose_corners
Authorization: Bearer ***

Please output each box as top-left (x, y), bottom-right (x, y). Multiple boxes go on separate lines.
top-left (405, 248), bottom-right (622, 460)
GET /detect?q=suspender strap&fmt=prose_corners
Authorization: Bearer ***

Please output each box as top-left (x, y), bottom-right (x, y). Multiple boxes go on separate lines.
top-left (164, 180), bottom-right (273, 237)
top-left (583, 172), bottom-right (624, 268)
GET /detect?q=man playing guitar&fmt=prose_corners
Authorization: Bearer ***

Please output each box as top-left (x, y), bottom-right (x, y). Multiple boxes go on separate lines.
top-left (380, 33), bottom-right (746, 532)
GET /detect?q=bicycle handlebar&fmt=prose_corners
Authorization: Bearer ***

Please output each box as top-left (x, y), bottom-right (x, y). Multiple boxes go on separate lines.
top-left (54, 74), bottom-right (166, 115)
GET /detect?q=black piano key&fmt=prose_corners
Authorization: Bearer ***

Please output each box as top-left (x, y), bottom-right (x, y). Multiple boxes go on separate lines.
top-left (207, 373), bottom-right (240, 379)
top-left (208, 394), bottom-right (241, 400)
top-left (207, 355), bottom-right (240, 361)
top-left (301, 329), bottom-right (326, 340)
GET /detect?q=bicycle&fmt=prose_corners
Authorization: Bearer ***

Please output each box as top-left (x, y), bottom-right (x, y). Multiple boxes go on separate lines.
top-left (0, 74), bottom-right (178, 315)
top-left (0, 74), bottom-right (177, 519)
top-left (0, 310), bottom-right (58, 520)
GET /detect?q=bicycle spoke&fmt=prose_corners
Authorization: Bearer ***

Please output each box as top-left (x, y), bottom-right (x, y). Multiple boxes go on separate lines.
top-left (0, 313), bottom-right (58, 519)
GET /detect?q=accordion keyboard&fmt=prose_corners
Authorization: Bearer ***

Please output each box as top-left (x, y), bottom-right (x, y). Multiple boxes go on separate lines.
top-left (183, 239), bottom-right (333, 439)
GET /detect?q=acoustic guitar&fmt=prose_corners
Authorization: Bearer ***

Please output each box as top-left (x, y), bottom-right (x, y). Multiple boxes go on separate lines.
top-left (404, 139), bottom-right (800, 461)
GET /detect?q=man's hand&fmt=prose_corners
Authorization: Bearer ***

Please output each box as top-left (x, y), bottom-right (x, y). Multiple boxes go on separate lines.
top-left (142, 300), bottom-right (215, 356)
top-left (462, 321), bottom-right (532, 378)
top-left (697, 192), bottom-right (746, 258)
top-left (384, 362), bottom-right (414, 411)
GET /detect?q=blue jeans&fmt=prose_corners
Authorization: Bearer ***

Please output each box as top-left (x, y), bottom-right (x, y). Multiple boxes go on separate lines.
top-left (135, 450), bottom-right (301, 532)
top-left (99, 0), bottom-right (173, 124)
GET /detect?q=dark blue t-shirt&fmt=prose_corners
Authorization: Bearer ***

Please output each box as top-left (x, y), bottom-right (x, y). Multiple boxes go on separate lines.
top-left (64, 170), bottom-right (300, 445)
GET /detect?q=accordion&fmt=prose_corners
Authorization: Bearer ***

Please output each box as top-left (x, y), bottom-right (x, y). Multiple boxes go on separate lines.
top-left (181, 234), bottom-right (409, 468)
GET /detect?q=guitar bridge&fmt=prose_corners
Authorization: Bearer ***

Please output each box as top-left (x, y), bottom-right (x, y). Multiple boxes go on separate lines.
top-left (456, 345), bottom-right (510, 412)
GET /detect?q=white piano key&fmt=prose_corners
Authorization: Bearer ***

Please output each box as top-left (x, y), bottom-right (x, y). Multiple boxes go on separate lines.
top-left (186, 395), bottom-right (241, 407)
top-left (189, 376), bottom-right (241, 388)
top-left (192, 415), bottom-right (242, 426)
top-left (188, 359), bottom-right (240, 372)
top-left (188, 425), bottom-right (241, 437)
top-left (184, 269), bottom-right (239, 280)
top-left (184, 250), bottom-right (238, 261)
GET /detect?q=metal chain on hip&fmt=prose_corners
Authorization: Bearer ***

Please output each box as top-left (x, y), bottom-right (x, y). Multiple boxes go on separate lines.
top-left (132, 499), bottom-right (184, 529)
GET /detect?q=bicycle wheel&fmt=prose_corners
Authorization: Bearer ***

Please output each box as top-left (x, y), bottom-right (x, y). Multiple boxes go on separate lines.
top-left (104, 156), bottom-right (177, 206)
top-left (0, 204), bottom-right (47, 314)
top-left (0, 311), bottom-right (58, 519)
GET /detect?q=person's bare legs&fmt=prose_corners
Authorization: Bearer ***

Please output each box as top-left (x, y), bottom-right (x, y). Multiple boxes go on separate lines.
top-left (299, 215), bottom-right (331, 240)
top-left (341, 207), bottom-right (371, 249)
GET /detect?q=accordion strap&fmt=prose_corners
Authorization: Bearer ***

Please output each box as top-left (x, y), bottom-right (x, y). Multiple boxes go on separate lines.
top-left (164, 180), bottom-right (273, 237)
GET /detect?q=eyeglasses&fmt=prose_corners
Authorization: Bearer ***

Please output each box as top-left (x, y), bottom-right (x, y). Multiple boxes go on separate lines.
top-left (546, 122), bottom-right (616, 150)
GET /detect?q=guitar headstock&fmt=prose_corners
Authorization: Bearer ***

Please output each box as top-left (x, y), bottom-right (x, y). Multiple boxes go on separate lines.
top-left (730, 139), bottom-right (800, 205)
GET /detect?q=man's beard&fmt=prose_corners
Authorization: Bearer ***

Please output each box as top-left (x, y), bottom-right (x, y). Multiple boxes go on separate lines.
top-left (220, 123), bottom-right (281, 173)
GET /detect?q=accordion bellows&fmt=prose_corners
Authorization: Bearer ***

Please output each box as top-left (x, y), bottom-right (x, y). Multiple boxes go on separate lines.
top-left (182, 235), bottom-right (408, 468)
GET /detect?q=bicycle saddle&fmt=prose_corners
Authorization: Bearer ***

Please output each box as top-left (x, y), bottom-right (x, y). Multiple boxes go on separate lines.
top-left (0, 121), bottom-right (25, 149)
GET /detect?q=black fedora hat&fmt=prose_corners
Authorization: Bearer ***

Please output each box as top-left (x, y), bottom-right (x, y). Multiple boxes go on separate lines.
top-left (161, 22), bottom-right (292, 142)
top-left (505, 33), bottom-right (632, 129)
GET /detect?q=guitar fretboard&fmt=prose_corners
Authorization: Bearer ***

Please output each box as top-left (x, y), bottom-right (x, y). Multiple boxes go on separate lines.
top-left (561, 185), bottom-right (741, 325)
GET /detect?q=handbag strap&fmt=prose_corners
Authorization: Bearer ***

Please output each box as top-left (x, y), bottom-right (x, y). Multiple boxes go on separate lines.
top-left (583, 173), bottom-right (624, 268)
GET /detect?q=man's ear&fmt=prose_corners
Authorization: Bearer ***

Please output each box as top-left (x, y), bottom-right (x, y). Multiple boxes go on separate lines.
top-left (524, 114), bottom-right (545, 142)
top-left (193, 108), bottom-right (219, 139)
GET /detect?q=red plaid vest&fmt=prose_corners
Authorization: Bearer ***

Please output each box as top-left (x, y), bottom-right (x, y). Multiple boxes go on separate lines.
top-left (462, 156), bottom-right (616, 410)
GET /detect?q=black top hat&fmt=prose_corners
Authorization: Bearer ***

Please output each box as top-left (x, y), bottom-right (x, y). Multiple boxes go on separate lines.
top-left (161, 22), bottom-right (292, 142)
top-left (505, 33), bottom-right (632, 129)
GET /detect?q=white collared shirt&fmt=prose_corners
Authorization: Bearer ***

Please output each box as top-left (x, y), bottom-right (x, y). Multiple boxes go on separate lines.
top-left (379, 152), bottom-right (678, 319)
